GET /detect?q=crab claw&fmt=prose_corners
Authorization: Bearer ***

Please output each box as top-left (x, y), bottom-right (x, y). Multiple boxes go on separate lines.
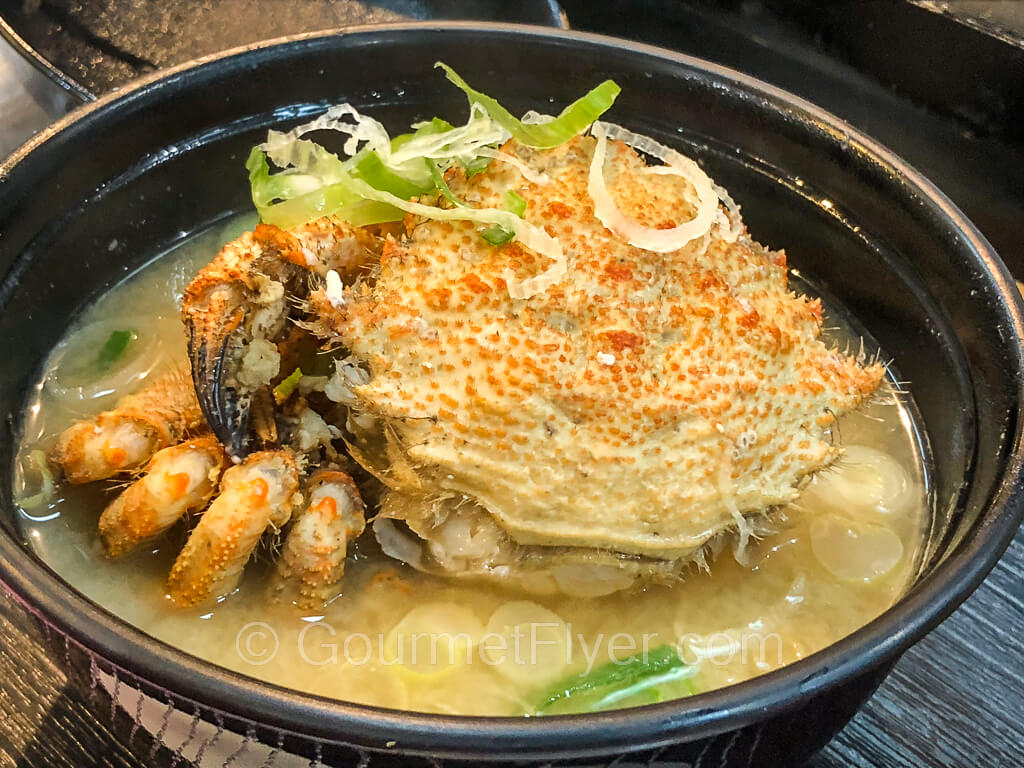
top-left (183, 225), bottom-right (297, 459)
top-left (182, 218), bottom-right (383, 459)
top-left (185, 278), bottom-right (252, 457)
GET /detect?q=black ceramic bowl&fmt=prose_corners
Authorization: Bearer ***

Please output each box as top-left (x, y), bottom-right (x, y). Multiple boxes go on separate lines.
top-left (1, 24), bottom-right (1022, 767)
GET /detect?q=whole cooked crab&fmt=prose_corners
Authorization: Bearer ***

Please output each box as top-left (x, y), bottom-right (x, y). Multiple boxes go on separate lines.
top-left (50, 134), bottom-right (882, 608)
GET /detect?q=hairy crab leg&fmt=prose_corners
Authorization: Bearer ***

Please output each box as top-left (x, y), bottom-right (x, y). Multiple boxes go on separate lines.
top-left (98, 435), bottom-right (227, 558)
top-left (167, 450), bottom-right (299, 607)
top-left (182, 217), bottom-right (381, 458)
top-left (50, 365), bottom-right (204, 484)
top-left (270, 470), bottom-right (366, 608)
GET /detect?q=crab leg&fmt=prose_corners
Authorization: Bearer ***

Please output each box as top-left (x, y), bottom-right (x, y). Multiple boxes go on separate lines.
top-left (271, 470), bottom-right (366, 608)
top-left (98, 435), bottom-right (227, 558)
top-left (50, 365), bottom-right (204, 484)
top-left (183, 217), bottom-right (381, 458)
top-left (167, 450), bottom-right (299, 607)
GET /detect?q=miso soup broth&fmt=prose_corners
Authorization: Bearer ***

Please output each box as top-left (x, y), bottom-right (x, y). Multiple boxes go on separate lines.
top-left (13, 216), bottom-right (931, 717)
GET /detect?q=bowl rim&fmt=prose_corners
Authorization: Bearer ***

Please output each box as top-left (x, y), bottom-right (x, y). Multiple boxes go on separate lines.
top-left (1, 21), bottom-right (1023, 761)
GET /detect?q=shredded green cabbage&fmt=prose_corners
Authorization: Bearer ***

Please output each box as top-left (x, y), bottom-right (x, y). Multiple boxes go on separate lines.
top-left (464, 155), bottom-right (492, 177)
top-left (436, 62), bottom-right (620, 149)
top-left (351, 151), bottom-right (434, 200)
top-left (427, 161), bottom-right (466, 208)
top-left (246, 62), bottom-right (617, 296)
top-left (247, 148), bottom-right (403, 229)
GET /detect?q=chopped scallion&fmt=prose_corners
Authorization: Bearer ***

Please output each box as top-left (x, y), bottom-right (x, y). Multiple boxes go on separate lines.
top-left (463, 154), bottom-right (493, 177)
top-left (480, 189), bottom-right (528, 245)
top-left (16, 449), bottom-right (56, 509)
top-left (95, 329), bottom-right (135, 373)
top-left (504, 189), bottom-right (527, 217)
top-left (535, 644), bottom-right (694, 714)
top-left (273, 367), bottom-right (303, 404)
top-left (480, 226), bottom-right (516, 246)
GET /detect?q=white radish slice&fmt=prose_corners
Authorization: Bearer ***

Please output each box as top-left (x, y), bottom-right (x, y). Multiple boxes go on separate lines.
top-left (45, 316), bottom-right (167, 411)
top-left (804, 444), bottom-right (915, 517)
top-left (482, 601), bottom-right (569, 683)
top-left (810, 514), bottom-right (905, 583)
top-left (383, 602), bottom-right (484, 680)
top-left (331, 660), bottom-right (410, 711)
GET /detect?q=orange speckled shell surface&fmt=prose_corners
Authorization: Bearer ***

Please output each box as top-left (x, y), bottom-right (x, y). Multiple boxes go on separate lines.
top-left (312, 136), bottom-right (883, 560)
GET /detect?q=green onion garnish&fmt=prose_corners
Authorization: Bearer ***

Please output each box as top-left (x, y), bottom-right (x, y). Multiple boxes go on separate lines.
top-left (463, 155), bottom-right (493, 178)
top-left (503, 189), bottom-right (527, 217)
top-left (273, 367), bottom-right (303, 404)
top-left (535, 644), bottom-right (694, 714)
top-left (95, 329), bottom-right (135, 372)
top-left (480, 226), bottom-right (516, 246)
top-left (481, 189), bottom-right (529, 245)
top-left (15, 449), bottom-right (57, 509)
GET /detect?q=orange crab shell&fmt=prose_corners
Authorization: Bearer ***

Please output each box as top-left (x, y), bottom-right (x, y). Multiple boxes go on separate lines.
top-left (308, 135), bottom-right (884, 560)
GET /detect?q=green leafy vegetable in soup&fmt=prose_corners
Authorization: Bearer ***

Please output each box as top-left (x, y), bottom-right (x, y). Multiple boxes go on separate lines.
top-left (537, 645), bottom-right (696, 714)
top-left (95, 329), bottom-right (135, 372)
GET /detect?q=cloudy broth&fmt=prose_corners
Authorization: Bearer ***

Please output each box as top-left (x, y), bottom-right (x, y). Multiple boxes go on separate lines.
top-left (13, 216), bottom-right (930, 716)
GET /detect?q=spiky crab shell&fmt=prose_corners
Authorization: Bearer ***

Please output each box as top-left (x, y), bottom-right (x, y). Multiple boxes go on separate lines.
top-left (310, 136), bottom-right (883, 560)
